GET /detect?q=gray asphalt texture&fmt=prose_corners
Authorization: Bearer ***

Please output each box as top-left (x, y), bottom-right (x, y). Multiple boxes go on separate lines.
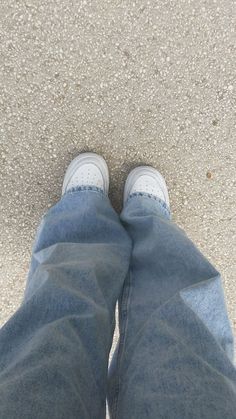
top-left (0, 0), bottom-right (235, 348)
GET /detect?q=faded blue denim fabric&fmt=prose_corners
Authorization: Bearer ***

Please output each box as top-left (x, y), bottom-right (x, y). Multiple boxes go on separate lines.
top-left (108, 194), bottom-right (236, 419)
top-left (0, 189), bottom-right (235, 419)
top-left (0, 189), bottom-right (131, 419)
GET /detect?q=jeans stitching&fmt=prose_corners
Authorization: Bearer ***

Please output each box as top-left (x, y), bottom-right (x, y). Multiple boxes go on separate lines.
top-left (127, 192), bottom-right (171, 218)
top-left (111, 271), bottom-right (133, 418)
top-left (65, 185), bottom-right (105, 195)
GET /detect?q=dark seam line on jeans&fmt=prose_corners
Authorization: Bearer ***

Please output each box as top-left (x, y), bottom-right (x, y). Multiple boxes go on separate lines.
top-left (112, 271), bottom-right (133, 418)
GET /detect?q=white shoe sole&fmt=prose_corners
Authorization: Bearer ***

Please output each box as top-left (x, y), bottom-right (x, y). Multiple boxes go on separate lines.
top-left (62, 152), bottom-right (109, 195)
top-left (124, 166), bottom-right (170, 207)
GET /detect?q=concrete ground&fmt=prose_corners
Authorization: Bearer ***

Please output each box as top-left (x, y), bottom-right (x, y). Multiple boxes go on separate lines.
top-left (0, 0), bottom-right (235, 351)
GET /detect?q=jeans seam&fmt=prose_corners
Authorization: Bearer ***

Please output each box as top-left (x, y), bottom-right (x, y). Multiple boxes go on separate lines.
top-left (111, 271), bottom-right (133, 418)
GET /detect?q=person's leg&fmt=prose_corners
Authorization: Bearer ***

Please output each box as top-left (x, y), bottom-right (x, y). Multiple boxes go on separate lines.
top-left (108, 166), bottom-right (236, 419)
top-left (0, 153), bottom-right (131, 419)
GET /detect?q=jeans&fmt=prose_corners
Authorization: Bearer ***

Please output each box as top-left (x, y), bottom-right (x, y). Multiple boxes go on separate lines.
top-left (0, 187), bottom-right (235, 418)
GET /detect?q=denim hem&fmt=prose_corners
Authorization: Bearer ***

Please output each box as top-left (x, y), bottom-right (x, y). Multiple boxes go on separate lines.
top-left (64, 185), bottom-right (106, 196)
top-left (127, 192), bottom-right (171, 218)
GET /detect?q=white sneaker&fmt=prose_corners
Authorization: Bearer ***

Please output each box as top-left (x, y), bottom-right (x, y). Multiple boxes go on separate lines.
top-left (123, 166), bottom-right (170, 207)
top-left (62, 152), bottom-right (109, 195)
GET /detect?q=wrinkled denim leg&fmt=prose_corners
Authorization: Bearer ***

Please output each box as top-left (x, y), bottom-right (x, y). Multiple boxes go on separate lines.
top-left (108, 194), bottom-right (236, 419)
top-left (0, 188), bottom-right (131, 419)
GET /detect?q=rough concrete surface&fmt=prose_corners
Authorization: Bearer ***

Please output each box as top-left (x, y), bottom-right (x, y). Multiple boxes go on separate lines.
top-left (0, 0), bottom-right (235, 353)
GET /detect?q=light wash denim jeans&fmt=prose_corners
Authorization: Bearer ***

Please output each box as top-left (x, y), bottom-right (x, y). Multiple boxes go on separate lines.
top-left (0, 187), bottom-right (235, 418)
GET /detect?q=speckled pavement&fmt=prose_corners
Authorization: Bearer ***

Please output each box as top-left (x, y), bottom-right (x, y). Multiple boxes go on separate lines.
top-left (0, 0), bottom-right (235, 350)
